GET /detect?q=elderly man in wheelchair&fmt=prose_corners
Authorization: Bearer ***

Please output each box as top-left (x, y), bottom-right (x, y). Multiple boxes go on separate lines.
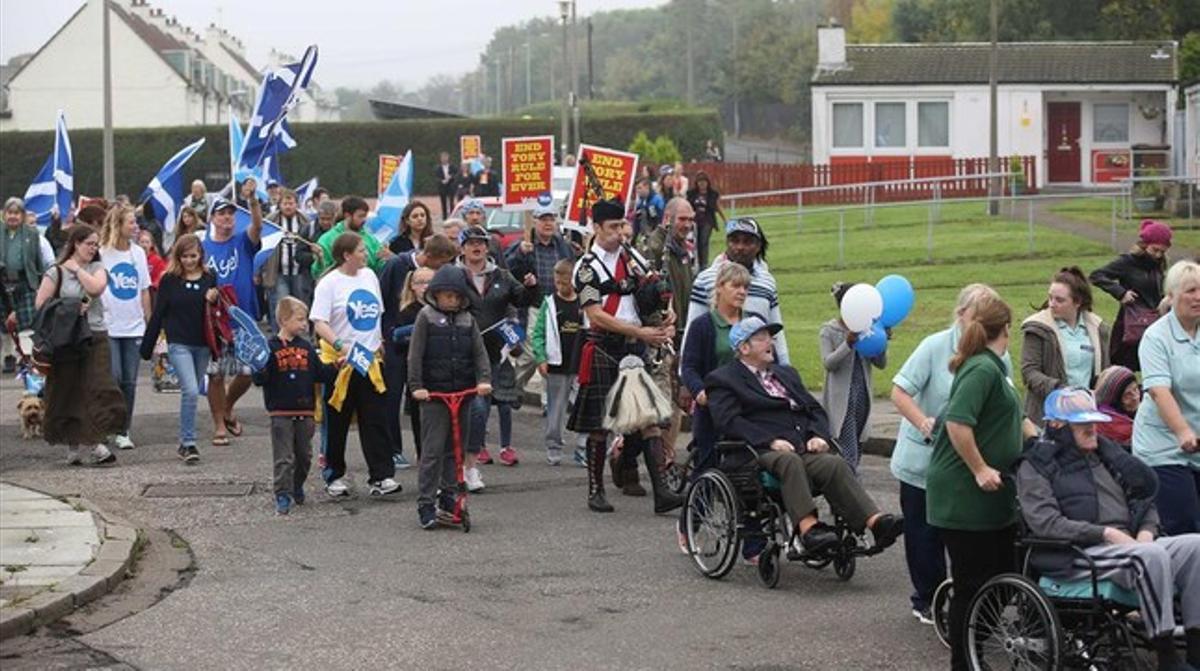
top-left (682, 316), bottom-right (903, 585)
top-left (1004, 388), bottom-right (1200, 671)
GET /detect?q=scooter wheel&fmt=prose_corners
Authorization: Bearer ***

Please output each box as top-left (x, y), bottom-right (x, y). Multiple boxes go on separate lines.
top-left (461, 509), bottom-right (471, 533)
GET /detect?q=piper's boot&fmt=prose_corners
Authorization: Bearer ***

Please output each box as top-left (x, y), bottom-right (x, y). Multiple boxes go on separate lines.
top-left (587, 436), bottom-right (614, 513)
top-left (620, 435), bottom-right (647, 496)
top-left (644, 436), bottom-right (683, 513)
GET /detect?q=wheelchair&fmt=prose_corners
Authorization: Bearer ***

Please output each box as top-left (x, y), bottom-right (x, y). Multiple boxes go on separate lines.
top-left (682, 441), bottom-right (884, 588)
top-left (931, 534), bottom-right (1184, 670)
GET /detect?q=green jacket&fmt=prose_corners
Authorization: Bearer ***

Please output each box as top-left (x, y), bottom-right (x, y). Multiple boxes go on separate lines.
top-left (311, 221), bottom-right (386, 277)
top-left (0, 224), bottom-right (46, 290)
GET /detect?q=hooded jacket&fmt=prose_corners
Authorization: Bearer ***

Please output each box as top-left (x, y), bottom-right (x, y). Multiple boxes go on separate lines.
top-left (406, 264), bottom-right (490, 393)
top-left (1020, 308), bottom-right (1110, 424)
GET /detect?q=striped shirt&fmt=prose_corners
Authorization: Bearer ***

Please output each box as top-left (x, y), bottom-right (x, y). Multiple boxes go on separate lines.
top-left (686, 254), bottom-right (789, 365)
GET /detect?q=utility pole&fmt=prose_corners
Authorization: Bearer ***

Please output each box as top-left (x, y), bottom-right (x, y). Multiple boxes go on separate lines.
top-left (685, 3), bottom-right (695, 106)
top-left (481, 62), bottom-right (489, 116)
top-left (569, 0), bottom-right (579, 146)
top-left (988, 0), bottom-right (999, 216)
top-left (587, 19), bottom-right (594, 99)
top-left (494, 57), bottom-right (501, 116)
top-left (560, 1), bottom-right (571, 162)
top-left (732, 10), bottom-right (740, 138)
top-left (525, 41), bottom-right (532, 106)
top-left (507, 44), bottom-right (515, 113)
top-left (101, 0), bottom-right (115, 199)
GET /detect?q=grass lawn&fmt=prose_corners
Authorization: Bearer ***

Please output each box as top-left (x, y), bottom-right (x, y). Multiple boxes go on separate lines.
top-left (1048, 197), bottom-right (1200, 251)
top-left (710, 202), bottom-right (1121, 396)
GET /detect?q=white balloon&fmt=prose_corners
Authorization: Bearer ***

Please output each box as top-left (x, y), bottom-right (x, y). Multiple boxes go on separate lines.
top-left (840, 283), bottom-right (884, 332)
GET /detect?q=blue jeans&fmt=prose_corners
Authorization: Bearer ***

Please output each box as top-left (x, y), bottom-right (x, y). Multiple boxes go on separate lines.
top-left (468, 393), bottom-right (513, 453)
top-left (1152, 465), bottom-right (1200, 536)
top-left (168, 344), bottom-right (210, 447)
top-left (108, 336), bottom-right (141, 433)
top-left (900, 481), bottom-right (947, 611)
top-left (267, 273), bottom-right (314, 330)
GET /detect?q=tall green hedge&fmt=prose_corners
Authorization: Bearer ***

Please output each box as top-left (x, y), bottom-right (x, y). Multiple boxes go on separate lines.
top-left (0, 110), bottom-right (722, 199)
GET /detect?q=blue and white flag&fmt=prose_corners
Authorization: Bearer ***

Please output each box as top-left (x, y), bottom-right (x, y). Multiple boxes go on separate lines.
top-left (140, 137), bottom-right (206, 234)
top-left (24, 111), bottom-right (73, 228)
top-left (228, 109), bottom-right (245, 181)
top-left (294, 177), bottom-right (319, 213)
top-left (238, 46), bottom-right (317, 174)
top-left (366, 150), bottom-right (412, 244)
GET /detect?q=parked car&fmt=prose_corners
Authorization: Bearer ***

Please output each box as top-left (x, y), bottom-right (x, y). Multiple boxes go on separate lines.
top-left (450, 197), bottom-right (528, 252)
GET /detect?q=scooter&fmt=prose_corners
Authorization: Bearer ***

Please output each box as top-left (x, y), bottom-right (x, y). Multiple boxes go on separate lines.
top-left (425, 389), bottom-right (477, 533)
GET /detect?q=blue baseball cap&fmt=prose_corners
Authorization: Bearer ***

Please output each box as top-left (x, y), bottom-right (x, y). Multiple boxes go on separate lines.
top-left (1043, 388), bottom-right (1111, 424)
top-left (729, 314), bottom-right (782, 350)
top-left (725, 217), bottom-right (763, 240)
top-left (209, 196), bottom-right (236, 216)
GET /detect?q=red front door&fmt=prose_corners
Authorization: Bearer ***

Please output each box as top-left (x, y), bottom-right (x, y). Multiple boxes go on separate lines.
top-left (1047, 102), bottom-right (1081, 183)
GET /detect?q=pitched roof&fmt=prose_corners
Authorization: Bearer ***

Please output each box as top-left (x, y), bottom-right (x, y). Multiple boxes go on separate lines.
top-left (811, 41), bottom-right (1177, 87)
top-left (219, 43), bottom-right (261, 81)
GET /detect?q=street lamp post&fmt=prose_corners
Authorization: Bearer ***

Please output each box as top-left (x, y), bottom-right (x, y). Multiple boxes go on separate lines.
top-left (559, 1), bottom-right (571, 163)
top-left (101, 0), bottom-right (115, 199)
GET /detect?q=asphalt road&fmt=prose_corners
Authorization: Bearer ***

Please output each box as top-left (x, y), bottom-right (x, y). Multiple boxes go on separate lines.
top-left (0, 371), bottom-right (946, 670)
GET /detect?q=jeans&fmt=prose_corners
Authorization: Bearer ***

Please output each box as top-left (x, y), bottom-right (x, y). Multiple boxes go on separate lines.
top-left (267, 274), bottom-right (314, 331)
top-left (108, 336), bottom-right (141, 433)
top-left (899, 482), bottom-right (946, 611)
top-left (468, 367), bottom-right (513, 453)
top-left (544, 372), bottom-right (573, 455)
top-left (167, 344), bottom-right (210, 446)
top-left (1153, 465), bottom-right (1200, 535)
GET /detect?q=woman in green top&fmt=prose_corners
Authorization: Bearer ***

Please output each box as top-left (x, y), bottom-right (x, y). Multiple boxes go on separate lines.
top-left (926, 292), bottom-right (1033, 671)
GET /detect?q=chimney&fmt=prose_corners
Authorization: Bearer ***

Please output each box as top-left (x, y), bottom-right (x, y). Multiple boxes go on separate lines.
top-left (817, 21), bottom-right (847, 70)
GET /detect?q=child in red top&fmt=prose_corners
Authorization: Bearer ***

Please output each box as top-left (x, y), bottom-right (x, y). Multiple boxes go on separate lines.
top-left (138, 230), bottom-right (167, 289)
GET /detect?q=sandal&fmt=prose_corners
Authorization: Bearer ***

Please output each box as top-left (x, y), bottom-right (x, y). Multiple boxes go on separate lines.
top-left (223, 417), bottom-right (243, 437)
top-left (212, 435), bottom-right (230, 446)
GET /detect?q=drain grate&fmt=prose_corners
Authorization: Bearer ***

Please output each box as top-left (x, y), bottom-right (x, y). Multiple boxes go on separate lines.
top-left (142, 482), bottom-right (256, 498)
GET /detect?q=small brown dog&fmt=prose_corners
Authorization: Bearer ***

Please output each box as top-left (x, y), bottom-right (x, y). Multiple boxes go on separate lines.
top-left (17, 395), bottom-right (44, 439)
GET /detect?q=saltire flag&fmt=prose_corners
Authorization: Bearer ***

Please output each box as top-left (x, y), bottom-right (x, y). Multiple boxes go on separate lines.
top-left (24, 111), bottom-right (73, 228)
top-left (237, 45), bottom-right (317, 174)
top-left (294, 177), bottom-right (319, 213)
top-left (366, 150), bottom-right (412, 244)
top-left (140, 138), bottom-right (206, 234)
top-left (228, 109), bottom-right (244, 181)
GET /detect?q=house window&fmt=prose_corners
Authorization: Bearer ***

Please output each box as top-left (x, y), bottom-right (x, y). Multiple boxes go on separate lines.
top-left (1093, 103), bottom-right (1129, 143)
top-left (875, 102), bottom-right (906, 148)
top-left (918, 102), bottom-right (950, 147)
top-left (832, 103), bottom-right (863, 148)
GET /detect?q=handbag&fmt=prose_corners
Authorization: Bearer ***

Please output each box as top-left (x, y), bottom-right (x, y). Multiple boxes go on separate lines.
top-left (1120, 305), bottom-right (1157, 346)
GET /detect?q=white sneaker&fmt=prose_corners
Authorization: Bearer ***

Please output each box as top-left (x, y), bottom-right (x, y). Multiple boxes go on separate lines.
top-left (66, 445), bottom-right (83, 466)
top-left (325, 477), bottom-right (351, 498)
top-left (368, 477), bottom-right (402, 496)
top-left (91, 444), bottom-right (116, 465)
top-left (465, 467), bottom-right (485, 492)
top-left (114, 434), bottom-right (135, 450)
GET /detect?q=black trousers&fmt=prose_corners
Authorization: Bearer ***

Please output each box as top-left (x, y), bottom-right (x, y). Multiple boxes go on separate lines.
top-left (383, 349), bottom-right (407, 457)
top-left (900, 482), bottom-right (947, 611)
top-left (939, 525), bottom-right (1018, 671)
top-left (438, 189), bottom-right (454, 219)
top-left (323, 372), bottom-right (395, 484)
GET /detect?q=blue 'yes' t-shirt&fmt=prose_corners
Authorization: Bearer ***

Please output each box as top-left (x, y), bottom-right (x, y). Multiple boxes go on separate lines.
top-left (204, 231), bottom-right (261, 319)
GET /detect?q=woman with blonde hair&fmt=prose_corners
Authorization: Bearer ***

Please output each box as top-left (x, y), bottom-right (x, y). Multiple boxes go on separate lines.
top-left (140, 234), bottom-right (218, 461)
top-left (98, 205), bottom-right (152, 451)
top-left (889, 283), bottom-right (1010, 624)
top-left (1133, 259), bottom-right (1200, 535)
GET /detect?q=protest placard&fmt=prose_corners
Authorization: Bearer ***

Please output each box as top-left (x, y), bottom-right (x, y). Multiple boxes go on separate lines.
top-left (459, 135), bottom-right (482, 163)
top-left (377, 154), bottom-right (400, 198)
top-left (501, 135), bottom-right (554, 210)
top-left (564, 144), bottom-right (639, 224)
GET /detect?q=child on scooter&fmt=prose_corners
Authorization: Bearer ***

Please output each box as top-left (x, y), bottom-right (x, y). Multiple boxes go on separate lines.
top-left (407, 265), bottom-right (491, 529)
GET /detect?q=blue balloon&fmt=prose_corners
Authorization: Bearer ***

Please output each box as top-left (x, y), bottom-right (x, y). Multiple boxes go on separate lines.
top-left (855, 322), bottom-right (888, 358)
top-left (877, 274), bottom-right (915, 328)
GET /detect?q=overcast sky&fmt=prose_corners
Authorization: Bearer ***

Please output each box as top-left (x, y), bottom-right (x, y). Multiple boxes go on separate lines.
top-left (0, 0), bottom-right (666, 89)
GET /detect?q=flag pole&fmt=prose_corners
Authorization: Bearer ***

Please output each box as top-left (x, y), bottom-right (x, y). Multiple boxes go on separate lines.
top-left (101, 0), bottom-right (115, 200)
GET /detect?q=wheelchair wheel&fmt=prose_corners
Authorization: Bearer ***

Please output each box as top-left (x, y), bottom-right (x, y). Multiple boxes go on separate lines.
top-left (665, 456), bottom-right (690, 496)
top-left (967, 574), bottom-right (1062, 671)
top-left (684, 470), bottom-right (740, 580)
top-left (833, 554), bottom-right (856, 581)
top-left (932, 579), bottom-right (954, 649)
top-left (757, 545), bottom-right (781, 589)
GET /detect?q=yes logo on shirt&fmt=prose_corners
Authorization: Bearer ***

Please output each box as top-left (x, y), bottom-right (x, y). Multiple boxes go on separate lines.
top-left (207, 250), bottom-right (239, 280)
top-left (346, 289), bottom-right (381, 332)
top-left (108, 262), bottom-right (140, 300)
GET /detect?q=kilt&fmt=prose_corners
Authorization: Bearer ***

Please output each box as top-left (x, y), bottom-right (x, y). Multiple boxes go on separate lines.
top-left (2, 281), bottom-right (37, 331)
top-left (568, 335), bottom-right (640, 434)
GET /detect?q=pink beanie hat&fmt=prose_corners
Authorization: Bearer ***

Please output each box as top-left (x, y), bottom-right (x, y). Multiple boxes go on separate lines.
top-left (1138, 219), bottom-right (1172, 247)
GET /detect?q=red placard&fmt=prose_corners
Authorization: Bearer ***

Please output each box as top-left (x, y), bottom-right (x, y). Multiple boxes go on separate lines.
top-left (377, 154), bottom-right (400, 198)
top-left (565, 144), bottom-right (639, 224)
top-left (501, 135), bottom-right (554, 210)
top-left (460, 135), bottom-right (482, 163)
